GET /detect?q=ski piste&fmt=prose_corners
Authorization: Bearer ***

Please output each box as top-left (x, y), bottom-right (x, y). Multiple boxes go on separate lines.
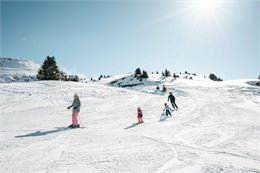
top-left (2, 77), bottom-right (259, 173)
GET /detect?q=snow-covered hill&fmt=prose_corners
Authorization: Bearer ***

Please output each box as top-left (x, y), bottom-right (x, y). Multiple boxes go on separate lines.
top-left (110, 73), bottom-right (209, 88)
top-left (0, 57), bottom-right (40, 83)
top-left (1, 77), bottom-right (260, 173)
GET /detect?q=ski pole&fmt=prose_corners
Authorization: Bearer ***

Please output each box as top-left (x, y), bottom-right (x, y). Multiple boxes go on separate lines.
top-left (78, 114), bottom-right (84, 127)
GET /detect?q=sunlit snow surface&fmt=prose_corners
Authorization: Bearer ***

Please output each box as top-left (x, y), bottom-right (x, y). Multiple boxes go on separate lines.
top-left (0, 76), bottom-right (259, 173)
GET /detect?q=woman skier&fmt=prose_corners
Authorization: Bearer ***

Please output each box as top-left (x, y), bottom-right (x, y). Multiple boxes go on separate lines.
top-left (67, 94), bottom-right (81, 128)
top-left (137, 107), bottom-right (144, 124)
top-left (163, 103), bottom-right (172, 117)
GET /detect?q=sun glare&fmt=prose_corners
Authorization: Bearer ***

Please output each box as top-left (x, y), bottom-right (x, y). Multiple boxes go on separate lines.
top-left (194, 0), bottom-right (220, 16)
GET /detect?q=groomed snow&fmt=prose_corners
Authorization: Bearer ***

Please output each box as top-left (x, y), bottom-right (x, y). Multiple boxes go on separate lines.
top-left (0, 77), bottom-right (260, 173)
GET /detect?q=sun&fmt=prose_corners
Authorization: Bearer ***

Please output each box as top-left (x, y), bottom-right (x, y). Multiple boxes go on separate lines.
top-left (194, 0), bottom-right (220, 17)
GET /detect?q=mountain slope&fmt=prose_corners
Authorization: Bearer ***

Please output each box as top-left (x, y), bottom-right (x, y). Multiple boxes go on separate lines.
top-left (0, 57), bottom-right (40, 83)
top-left (0, 78), bottom-right (260, 173)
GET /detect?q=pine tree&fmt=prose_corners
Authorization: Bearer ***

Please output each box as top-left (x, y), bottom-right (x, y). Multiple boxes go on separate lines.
top-left (37, 56), bottom-right (61, 80)
top-left (59, 70), bottom-right (68, 81)
top-left (162, 71), bottom-right (165, 77)
top-left (209, 73), bottom-right (223, 81)
top-left (134, 68), bottom-right (142, 78)
top-left (142, 70), bottom-right (149, 78)
top-left (164, 69), bottom-right (171, 77)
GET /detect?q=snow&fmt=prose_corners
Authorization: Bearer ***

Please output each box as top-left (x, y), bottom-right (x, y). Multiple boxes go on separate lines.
top-left (0, 57), bottom-right (40, 83)
top-left (0, 75), bottom-right (260, 173)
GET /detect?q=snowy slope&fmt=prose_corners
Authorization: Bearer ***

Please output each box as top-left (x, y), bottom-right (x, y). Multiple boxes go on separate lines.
top-left (0, 77), bottom-right (260, 173)
top-left (0, 57), bottom-right (40, 83)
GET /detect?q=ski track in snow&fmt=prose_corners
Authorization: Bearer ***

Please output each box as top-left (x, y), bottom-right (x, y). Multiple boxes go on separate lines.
top-left (1, 78), bottom-right (260, 173)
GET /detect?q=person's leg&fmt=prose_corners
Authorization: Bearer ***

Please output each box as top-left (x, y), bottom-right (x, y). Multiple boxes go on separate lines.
top-left (139, 117), bottom-right (143, 123)
top-left (171, 101), bottom-right (176, 109)
top-left (74, 112), bottom-right (79, 125)
top-left (72, 112), bottom-right (76, 126)
top-left (173, 101), bottom-right (178, 109)
top-left (166, 110), bottom-right (169, 116)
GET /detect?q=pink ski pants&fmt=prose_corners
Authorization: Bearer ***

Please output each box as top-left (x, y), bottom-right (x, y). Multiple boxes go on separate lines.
top-left (72, 112), bottom-right (79, 125)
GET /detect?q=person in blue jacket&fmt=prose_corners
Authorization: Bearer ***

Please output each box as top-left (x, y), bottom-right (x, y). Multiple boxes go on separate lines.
top-left (163, 103), bottom-right (172, 117)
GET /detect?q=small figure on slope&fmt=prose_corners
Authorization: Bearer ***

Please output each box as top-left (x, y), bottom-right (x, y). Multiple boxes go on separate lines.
top-left (163, 103), bottom-right (172, 117)
top-left (168, 92), bottom-right (178, 110)
top-left (137, 107), bottom-right (144, 124)
top-left (67, 94), bottom-right (81, 128)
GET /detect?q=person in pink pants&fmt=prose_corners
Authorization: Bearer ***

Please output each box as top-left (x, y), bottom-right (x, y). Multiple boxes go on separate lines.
top-left (67, 94), bottom-right (81, 128)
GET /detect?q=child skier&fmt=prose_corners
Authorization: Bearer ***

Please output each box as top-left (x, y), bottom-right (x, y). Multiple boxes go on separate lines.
top-left (67, 94), bottom-right (81, 128)
top-left (163, 103), bottom-right (172, 117)
top-left (137, 107), bottom-right (144, 124)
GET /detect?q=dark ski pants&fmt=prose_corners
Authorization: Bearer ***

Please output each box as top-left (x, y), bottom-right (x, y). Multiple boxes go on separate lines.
top-left (166, 110), bottom-right (171, 116)
top-left (171, 101), bottom-right (178, 109)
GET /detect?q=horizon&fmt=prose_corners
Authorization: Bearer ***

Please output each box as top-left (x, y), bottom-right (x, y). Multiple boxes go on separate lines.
top-left (1, 0), bottom-right (259, 80)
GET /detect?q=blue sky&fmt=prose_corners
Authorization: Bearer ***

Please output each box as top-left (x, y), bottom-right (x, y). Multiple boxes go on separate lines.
top-left (1, 0), bottom-right (259, 79)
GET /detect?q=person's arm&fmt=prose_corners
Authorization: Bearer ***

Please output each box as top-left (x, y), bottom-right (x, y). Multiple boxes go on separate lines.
top-left (67, 105), bottom-right (73, 109)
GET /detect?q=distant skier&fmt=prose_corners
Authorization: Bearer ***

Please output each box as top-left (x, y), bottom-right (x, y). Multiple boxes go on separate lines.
top-left (168, 92), bottom-right (178, 110)
top-left (163, 103), bottom-right (172, 117)
top-left (67, 94), bottom-right (81, 128)
top-left (137, 107), bottom-right (144, 124)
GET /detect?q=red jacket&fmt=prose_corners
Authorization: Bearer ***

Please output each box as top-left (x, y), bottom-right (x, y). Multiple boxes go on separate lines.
top-left (137, 109), bottom-right (143, 118)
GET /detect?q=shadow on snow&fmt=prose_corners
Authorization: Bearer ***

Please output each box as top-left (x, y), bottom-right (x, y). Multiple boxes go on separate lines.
top-left (124, 123), bottom-right (139, 130)
top-left (15, 127), bottom-right (69, 138)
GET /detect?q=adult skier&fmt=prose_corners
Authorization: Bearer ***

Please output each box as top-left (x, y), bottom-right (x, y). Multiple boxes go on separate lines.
top-left (168, 92), bottom-right (178, 110)
top-left (67, 94), bottom-right (81, 128)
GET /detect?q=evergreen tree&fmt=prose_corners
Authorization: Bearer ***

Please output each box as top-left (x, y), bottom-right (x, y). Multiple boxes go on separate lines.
top-left (72, 75), bottom-right (80, 82)
top-left (164, 69), bottom-right (171, 77)
top-left (134, 68), bottom-right (142, 78)
top-left (59, 70), bottom-right (68, 81)
top-left (142, 70), bottom-right (149, 78)
top-left (37, 56), bottom-right (61, 80)
top-left (162, 71), bottom-right (165, 76)
top-left (173, 73), bottom-right (179, 79)
top-left (209, 73), bottom-right (223, 81)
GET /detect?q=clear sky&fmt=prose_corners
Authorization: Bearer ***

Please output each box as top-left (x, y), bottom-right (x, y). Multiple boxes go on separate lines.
top-left (1, 0), bottom-right (259, 79)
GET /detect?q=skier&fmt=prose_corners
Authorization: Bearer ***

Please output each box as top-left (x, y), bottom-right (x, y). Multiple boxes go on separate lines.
top-left (137, 107), bottom-right (144, 124)
top-left (168, 92), bottom-right (178, 110)
top-left (67, 94), bottom-right (81, 128)
top-left (163, 103), bottom-right (172, 117)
